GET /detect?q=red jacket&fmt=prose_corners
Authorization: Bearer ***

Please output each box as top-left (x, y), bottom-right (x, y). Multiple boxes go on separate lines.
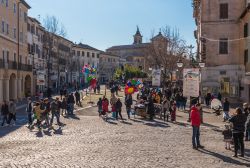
top-left (190, 106), bottom-right (201, 127)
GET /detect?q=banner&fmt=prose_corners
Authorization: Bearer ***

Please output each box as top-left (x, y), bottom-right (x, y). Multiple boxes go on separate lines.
top-left (152, 69), bottom-right (161, 87)
top-left (183, 68), bottom-right (200, 97)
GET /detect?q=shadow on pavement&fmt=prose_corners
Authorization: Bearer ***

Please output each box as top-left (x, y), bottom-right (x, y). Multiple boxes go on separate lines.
top-left (199, 148), bottom-right (250, 166)
top-left (35, 131), bottom-right (43, 138)
top-left (130, 118), bottom-right (144, 123)
top-left (174, 121), bottom-right (190, 127)
top-left (144, 121), bottom-right (169, 128)
top-left (54, 127), bottom-right (63, 135)
top-left (64, 114), bottom-right (80, 120)
top-left (202, 122), bottom-right (220, 128)
top-left (104, 117), bottom-right (118, 125)
top-left (120, 120), bottom-right (133, 125)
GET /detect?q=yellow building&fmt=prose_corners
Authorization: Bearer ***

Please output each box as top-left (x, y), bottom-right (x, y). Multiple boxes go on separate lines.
top-left (0, 0), bottom-right (33, 102)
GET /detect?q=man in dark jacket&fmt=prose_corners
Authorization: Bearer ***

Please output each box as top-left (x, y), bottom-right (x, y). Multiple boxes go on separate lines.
top-left (26, 98), bottom-right (33, 127)
top-left (50, 97), bottom-right (62, 128)
top-left (1, 100), bottom-right (9, 126)
top-left (190, 103), bottom-right (204, 149)
top-left (125, 94), bottom-right (133, 119)
top-left (67, 93), bottom-right (75, 115)
top-left (229, 108), bottom-right (247, 157)
top-left (75, 90), bottom-right (81, 107)
top-left (115, 98), bottom-right (123, 120)
top-left (147, 96), bottom-right (155, 121)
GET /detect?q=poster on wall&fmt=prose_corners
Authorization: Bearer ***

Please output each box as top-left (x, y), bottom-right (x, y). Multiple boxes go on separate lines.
top-left (183, 68), bottom-right (200, 97)
top-left (37, 71), bottom-right (45, 86)
top-left (152, 69), bottom-right (161, 87)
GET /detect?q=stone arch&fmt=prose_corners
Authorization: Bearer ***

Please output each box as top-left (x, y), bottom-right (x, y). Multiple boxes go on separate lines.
top-left (24, 75), bottom-right (32, 97)
top-left (9, 73), bottom-right (17, 100)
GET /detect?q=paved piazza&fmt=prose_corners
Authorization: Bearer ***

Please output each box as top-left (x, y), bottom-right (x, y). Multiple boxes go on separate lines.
top-left (0, 105), bottom-right (250, 168)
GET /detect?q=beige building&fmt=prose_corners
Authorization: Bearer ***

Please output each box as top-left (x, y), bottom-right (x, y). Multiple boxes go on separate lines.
top-left (106, 27), bottom-right (149, 71)
top-left (99, 52), bottom-right (120, 83)
top-left (193, 0), bottom-right (247, 101)
top-left (71, 43), bottom-right (100, 86)
top-left (0, 0), bottom-right (33, 101)
top-left (27, 16), bottom-right (46, 94)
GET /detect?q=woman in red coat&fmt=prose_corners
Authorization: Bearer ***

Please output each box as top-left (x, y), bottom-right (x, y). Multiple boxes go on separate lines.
top-left (102, 96), bottom-right (109, 115)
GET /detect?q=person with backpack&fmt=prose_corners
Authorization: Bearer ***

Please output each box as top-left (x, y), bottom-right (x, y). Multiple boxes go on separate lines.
top-left (8, 99), bottom-right (16, 125)
top-left (1, 100), bottom-right (9, 126)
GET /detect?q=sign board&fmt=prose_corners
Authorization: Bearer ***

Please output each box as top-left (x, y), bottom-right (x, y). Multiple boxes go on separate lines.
top-left (183, 68), bottom-right (200, 97)
top-left (36, 70), bottom-right (45, 86)
top-left (152, 69), bottom-right (161, 87)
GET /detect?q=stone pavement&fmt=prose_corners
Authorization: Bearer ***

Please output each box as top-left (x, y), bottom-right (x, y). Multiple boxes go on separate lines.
top-left (1, 102), bottom-right (250, 167)
top-left (1, 88), bottom-right (250, 167)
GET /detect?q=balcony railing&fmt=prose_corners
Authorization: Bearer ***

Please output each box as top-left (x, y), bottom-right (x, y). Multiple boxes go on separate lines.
top-left (0, 61), bottom-right (32, 72)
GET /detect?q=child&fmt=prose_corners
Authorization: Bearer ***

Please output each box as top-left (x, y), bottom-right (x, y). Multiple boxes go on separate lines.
top-left (97, 98), bottom-right (102, 116)
top-left (169, 101), bottom-right (176, 122)
top-left (111, 105), bottom-right (117, 118)
top-left (222, 125), bottom-right (232, 150)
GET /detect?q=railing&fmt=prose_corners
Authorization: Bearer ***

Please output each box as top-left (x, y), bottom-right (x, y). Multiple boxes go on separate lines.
top-left (0, 60), bottom-right (33, 72)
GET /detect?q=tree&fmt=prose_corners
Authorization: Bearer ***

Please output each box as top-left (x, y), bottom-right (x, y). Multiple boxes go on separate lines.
top-left (43, 15), bottom-right (67, 91)
top-left (144, 26), bottom-right (189, 88)
top-left (114, 65), bottom-right (147, 82)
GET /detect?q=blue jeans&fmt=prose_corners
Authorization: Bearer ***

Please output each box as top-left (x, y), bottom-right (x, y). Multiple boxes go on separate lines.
top-left (192, 126), bottom-right (200, 147)
top-left (223, 111), bottom-right (230, 120)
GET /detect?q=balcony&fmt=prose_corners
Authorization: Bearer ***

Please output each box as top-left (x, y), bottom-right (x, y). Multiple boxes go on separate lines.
top-left (0, 61), bottom-right (32, 72)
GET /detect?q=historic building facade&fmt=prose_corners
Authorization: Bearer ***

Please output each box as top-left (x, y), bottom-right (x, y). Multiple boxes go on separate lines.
top-left (193, 0), bottom-right (247, 101)
top-left (106, 27), bottom-right (149, 71)
top-left (71, 43), bottom-right (100, 86)
top-left (27, 16), bottom-right (46, 94)
top-left (99, 52), bottom-right (120, 83)
top-left (0, 0), bottom-right (33, 101)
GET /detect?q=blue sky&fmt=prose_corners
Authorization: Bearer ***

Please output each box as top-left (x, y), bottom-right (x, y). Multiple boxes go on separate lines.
top-left (26, 0), bottom-right (196, 51)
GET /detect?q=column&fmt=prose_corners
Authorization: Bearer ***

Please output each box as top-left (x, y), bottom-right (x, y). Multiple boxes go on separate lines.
top-left (5, 79), bottom-right (9, 101)
top-left (0, 79), bottom-right (3, 103)
top-left (13, 78), bottom-right (17, 100)
top-left (17, 78), bottom-right (21, 99)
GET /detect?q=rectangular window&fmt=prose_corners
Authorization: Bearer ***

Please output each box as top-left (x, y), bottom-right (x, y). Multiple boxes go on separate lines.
top-left (244, 23), bottom-right (248, 37)
top-left (13, 28), bottom-right (16, 38)
top-left (87, 52), bottom-right (90, 57)
top-left (97, 54), bottom-right (99, 58)
top-left (31, 25), bottom-right (34, 34)
top-left (20, 32), bottom-right (23, 42)
top-left (28, 44), bottom-right (30, 53)
top-left (24, 12), bottom-right (27, 22)
top-left (5, 0), bottom-right (8, 7)
top-left (6, 51), bottom-right (9, 63)
top-left (19, 55), bottom-right (22, 64)
top-left (36, 27), bottom-right (38, 35)
top-left (36, 45), bottom-right (39, 54)
top-left (220, 3), bottom-right (228, 19)
top-left (2, 50), bottom-right (4, 62)
top-left (2, 21), bottom-right (4, 33)
top-left (82, 51), bottom-right (84, 56)
top-left (14, 53), bottom-right (16, 62)
top-left (6, 23), bottom-right (9, 35)
top-left (13, 3), bottom-right (16, 13)
top-left (219, 38), bottom-right (228, 54)
top-left (72, 50), bottom-right (75, 55)
top-left (92, 53), bottom-right (95, 58)
top-left (77, 51), bottom-right (80, 56)
top-left (245, 49), bottom-right (248, 65)
top-left (27, 23), bottom-right (30, 32)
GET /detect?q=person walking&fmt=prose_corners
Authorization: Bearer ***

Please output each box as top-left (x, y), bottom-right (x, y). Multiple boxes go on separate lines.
top-left (8, 99), bottom-right (16, 125)
top-left (243, 103), bottom-right (250, 141)
top-left (229, 108), bottom-right (247, 157)
top-left (61, 98), bottom-right (67, 116)
top-left (102, 96), bottom-right (109, 118)
top-left (1, 100), bottom-right (9, 126)
top-left (162, 97), bottom-right (170, 122)
top-left (190, 103), bottom-right (204, 149)
top-left (110, 93), bottom-right (118, 119)
top-left (245, 113), bottom-right (250, 141)
top-left (50, 98), bottom-right (62, 128)
top-left (223, 98), bottom-right (230, 122)
top-left (147, 96), bottom-right (155, 121)
top-left (67, 93), bottom-right (75, 115)
top-left (115, 98), bottom-right (123, 120)
top-left (26, 97), bottom-right (33, 127)
top-left (75, 90), bottom-right (81, 107)
top-left (125, 94), bottom-right (133, 119)
top-left (97, 98), bottom-right (103, 116)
